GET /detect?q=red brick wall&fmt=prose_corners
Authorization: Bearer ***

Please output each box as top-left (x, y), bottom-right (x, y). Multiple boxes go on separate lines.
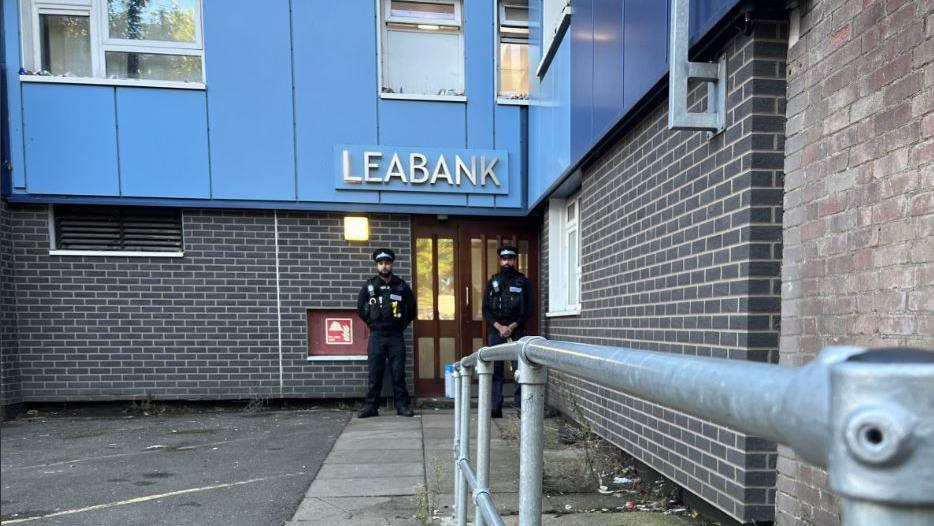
top-left (778, 0), bottom-right (934, 524)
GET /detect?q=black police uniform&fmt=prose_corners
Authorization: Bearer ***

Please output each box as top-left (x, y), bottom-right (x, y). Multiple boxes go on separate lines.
top-left (356, 249), bottom-right (416, 416)
top-left (482, 246), bottom-right (533, 415)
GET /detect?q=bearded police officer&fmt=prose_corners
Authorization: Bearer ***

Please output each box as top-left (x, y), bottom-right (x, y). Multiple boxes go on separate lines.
top-left (482, 245), bottom-right (533, 418)
top-left (356, 248), bottom-right (416, 418)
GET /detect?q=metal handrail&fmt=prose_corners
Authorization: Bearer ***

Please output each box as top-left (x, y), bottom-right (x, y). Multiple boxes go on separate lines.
top-left (451, 336), bottom-right (934, 526)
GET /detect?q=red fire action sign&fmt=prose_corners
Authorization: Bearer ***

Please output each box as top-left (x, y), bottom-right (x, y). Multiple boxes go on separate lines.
top-left (325, 318), bottom-right (353, 345)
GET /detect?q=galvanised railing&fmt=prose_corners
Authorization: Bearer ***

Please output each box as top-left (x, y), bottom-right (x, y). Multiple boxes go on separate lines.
top-left (451, 336), bottom-right (934, 526)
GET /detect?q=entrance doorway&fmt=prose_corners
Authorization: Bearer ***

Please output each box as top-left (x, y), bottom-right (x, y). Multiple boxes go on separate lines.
top-left (412, 216), bottom-right (539, 396)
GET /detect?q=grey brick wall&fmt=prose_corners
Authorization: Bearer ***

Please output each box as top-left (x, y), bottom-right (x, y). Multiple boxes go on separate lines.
top-left (8, 204), bottom-right (413, 401)
top-left (1, 197), bottom-right (22, 414)
top-left (778, 1), bottom-right (934, 525)
top-left (541, 20), bottom-right (788, 523)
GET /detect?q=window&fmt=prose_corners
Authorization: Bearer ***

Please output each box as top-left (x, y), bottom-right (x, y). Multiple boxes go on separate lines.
top-left (547, 193), bottom-right (581, 315)
top-left (50, 204), bottom-right (184, 256)
top-left (538, 0), bottom-right (571, 77)
top-left (497, 0), bottom-right (529, 101)
top-left (541, 0), bottom-right (570, 53)
top-left (20, 0), bottom-right (204, 86)
top-left (380, 0), bottom-right (465, 99)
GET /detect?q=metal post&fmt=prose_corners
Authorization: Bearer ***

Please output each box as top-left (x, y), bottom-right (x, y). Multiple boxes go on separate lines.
top-left (517, 346), bottom-right (547, 526)
top-left (452, 368), bottom-right (462, 522)
top-left (456, 364), bottom-right (472, 526)
top-left (828, 349), bottom-right (934, 526)
top-left (474, 358), bottom-right (494, 526)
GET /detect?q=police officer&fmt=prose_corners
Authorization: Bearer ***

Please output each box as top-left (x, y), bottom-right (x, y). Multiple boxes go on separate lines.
top-left (356, 248), bottom-right (416, 418)
top-left (482, 245), bottom-right (533, 418)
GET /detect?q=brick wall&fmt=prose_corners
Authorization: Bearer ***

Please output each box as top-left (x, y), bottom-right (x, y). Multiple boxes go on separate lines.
top-left (8, 204), bottom-right (413, 401)
top-left (1, 197), bottom-right (22, 415)
top-left (777, 0), bottom-right (934, 524)
top-left (541, 20), bottom-right (788, 523)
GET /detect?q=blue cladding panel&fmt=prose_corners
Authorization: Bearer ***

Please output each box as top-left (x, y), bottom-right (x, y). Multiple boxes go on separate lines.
top-left (116, 89), bottom-right (210, 198)
top-left (493, 105), bottom-right (526, 209)
top-left (570, 0), bottom-right (594, 162)
top-left (380, 191), bottom-right (467, 206)
top-left (3, 0), bottom-right (26, 189)
top-left (591, 0), bottom-right (624, 138)
top-left (624, 0), bottom-right (669, 109)
top-left (22, 84), bottom-right (119, 196)
top-left (293, 0), bottom-right (378, 204)
top-left (691, 0), bottom-right (738, 42)
top-left (204, 0), bottom-right (295, 200)
top-left (378, 100), bottom-right (466, 148)
top-left (465, 0), bottom-right (495, 150)
top-left (375, 100), bottom-right (468, 207)
top-left (528, 38), bottom-right (571, 206)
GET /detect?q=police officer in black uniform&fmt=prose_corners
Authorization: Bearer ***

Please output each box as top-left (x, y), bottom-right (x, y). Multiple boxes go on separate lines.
top-left (482, 245), bottom-right (533, 418)
top-left (356, 248), bottom-right (416, 418)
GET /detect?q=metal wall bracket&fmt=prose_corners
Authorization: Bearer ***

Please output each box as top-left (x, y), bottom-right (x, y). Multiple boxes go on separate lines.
top-left (668, 0), bottom-right (727, 135)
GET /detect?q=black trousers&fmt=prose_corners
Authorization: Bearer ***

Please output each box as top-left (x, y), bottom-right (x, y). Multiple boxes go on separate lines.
top-left (488, 326), bottom-right (524, 412)
top-left (364, 332), bottom-right (410, 409)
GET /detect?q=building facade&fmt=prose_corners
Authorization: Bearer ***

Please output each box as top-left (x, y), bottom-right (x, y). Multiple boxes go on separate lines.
top-left (2, 0), bottom-right (931, 525)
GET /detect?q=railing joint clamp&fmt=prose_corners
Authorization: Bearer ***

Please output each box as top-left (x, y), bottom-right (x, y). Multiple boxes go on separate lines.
top-left (473, 487), bottom-right (491, 500)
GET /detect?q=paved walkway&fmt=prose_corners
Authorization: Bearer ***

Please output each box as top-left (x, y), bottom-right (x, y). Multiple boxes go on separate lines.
top-left (286, 409), bottom-right (692, 525)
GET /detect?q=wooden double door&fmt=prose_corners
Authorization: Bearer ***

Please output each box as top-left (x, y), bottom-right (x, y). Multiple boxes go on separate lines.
top-left (412, 217), bottom-right (539, 396)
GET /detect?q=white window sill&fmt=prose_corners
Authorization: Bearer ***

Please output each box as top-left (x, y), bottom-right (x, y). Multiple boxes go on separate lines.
top-left (545, 308), bottom-right (581, 318)
top-left (497, 98), bottom-right (529, 106)
top-left (20, 75), bottom-right (205, 91)
top-left (306, 355), bottom-right (368, 362)
top-left (49, 250), bottom-right (185, 258)
top-left (380, 92), bottom-right (466, 103)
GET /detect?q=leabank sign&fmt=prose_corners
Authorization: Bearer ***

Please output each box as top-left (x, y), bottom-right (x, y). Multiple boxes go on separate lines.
top-left (334, 145), bottom-right (509, 195)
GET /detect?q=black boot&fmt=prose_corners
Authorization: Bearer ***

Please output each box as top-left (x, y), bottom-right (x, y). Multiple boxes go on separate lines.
top-left (397, 406), bottom-right (415, 417)
top-left (358, 406), bottom-right (379, 418)
top-left (491, 408), bottom-right (503, 419)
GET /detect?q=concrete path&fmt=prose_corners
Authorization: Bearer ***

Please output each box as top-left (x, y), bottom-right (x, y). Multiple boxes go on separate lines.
top-left (287, 409), bottom-right (693, 525)
top-left (286, 414), bottom-right (425, 525)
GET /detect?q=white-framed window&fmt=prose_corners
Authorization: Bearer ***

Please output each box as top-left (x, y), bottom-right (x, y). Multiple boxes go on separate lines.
top-left (547, 193), bottom-right (581, 316)
top-left (20, 0), bottom-right (204, 88)
top-left (379, 0), bottom-right (465, 100)
top-left (497, 0), bottom-right (529, 102)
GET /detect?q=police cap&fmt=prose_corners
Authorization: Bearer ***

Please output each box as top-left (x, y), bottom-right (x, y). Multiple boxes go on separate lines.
top-left (372, 248), bottom-right (396, 262)
top-left (497, 245), bottom-right (518, 259)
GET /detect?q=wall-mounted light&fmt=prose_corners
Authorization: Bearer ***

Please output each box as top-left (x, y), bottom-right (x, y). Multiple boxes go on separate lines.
top-left (344, 216), bottom-right (369, 241)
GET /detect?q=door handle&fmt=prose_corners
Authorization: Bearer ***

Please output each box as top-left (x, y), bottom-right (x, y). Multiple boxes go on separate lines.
top-left (465, 285), bottom-right (470, 307)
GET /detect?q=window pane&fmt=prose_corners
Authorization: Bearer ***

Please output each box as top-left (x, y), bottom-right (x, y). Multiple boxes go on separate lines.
top-left (438, 238), bottom-right (455, 320)
top-left (39, 14), bottom-right (92, 77)
top-left (487, 238), bottom-right (499, 278)
top-left (471, 238), bottom-right (483, 321)
top-left (439, 337), bottom-right (456, 372)
top-left (566, 201), bottom-right (576, 222)
top-left (391, 1), bottom-right (455, 21)
top-left (504, 6), bottom-right (529, 23)
top-left (105, 52), bottom-right (202, 82)
top-left (568, 229), bottom-right (578, 306)
top-left (498, 41), bottom-right (529, 99)
top-left (518, 240), bottom-right (529, 275)
top-left (383, 28), bottom-right (464, 96)
top-left (108, 0), bottom-right (199, 43)
top-left (418, 337), bottom-right (436, 379)
top-left (416, 238), bottom-right (435, 320)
